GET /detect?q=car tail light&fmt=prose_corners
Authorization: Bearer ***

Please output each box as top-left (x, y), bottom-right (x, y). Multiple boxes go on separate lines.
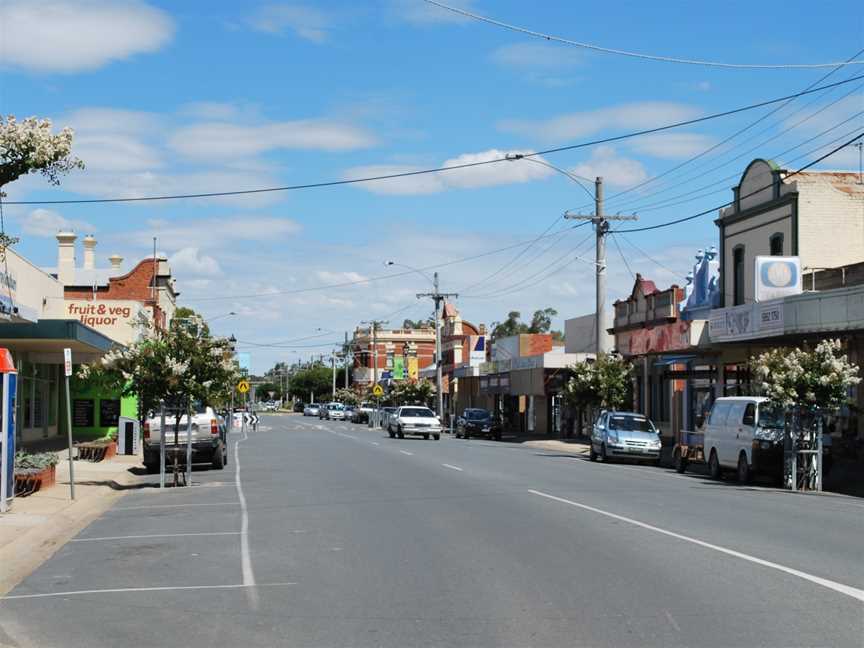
top-left (211, 419), bottom-right (219, 435)
top-left (143, 421), bottom-right (150, 440)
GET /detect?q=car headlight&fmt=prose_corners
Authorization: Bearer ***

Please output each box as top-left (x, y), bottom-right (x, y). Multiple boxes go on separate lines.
top-left (754, 427), bottom-right (783, 443)
top-left (607, 431), bottom-right (619, 444)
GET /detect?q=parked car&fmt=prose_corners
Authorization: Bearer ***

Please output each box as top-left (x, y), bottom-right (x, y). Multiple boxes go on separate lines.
top-left (352, 401), bottom-right (374, 424)
top-left (590, 411), bottom-right (662, 463)
top-left (703, 396), bottom-right (784, 483)
top-left (343, 405), bottom-right (356, 421)
top-left (293, 401), bottom-right (306, 413)
top-left (379, 406), bottom-right (397, 428)
top-left (143, 403), bottom-right (228, 473)
top-left (455, 408), bottom-right (502, 440)
top-left (387, 406), bottom-right (441, 440)
top-left (322, 402), bottom-right (346, 420)
top-left (263, 402), bottom-right (277, 412)
top-left (304, 403), bottom-right (321, 417)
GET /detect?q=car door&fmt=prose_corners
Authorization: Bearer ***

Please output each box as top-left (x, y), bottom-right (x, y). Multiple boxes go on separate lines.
top-left (740, 403), bottom-right (757, 464)
top-left (721, 402), bottom-right (746, 466)
top-left (592, 412), bottom-right (606, 449)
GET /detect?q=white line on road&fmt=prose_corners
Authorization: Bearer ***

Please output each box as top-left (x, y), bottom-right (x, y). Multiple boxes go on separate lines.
top-left (528, 489), bottom-right (864, 604)
top-left (370, 441), bottom-right (380, 446)
top-left (0, 582), bottom-right (296, 601)
top-left (72, 532), bottom-right (241, 543)
top-left (109, 502), bottom-right (236, 511)
top-left (442, 464), bottom-right (463, 472)
top-left (399, 450), bottom-right (413, 456)
top-left (234, 428), bottom-right (258, 608)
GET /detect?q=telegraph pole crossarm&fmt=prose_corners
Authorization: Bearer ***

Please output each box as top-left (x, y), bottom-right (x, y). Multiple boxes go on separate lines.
top-left (563, 176), bottom-right (637, 356)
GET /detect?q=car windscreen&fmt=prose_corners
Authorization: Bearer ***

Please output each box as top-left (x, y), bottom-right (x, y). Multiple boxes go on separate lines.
top-left (400, 408), bottom-right (435, 418)
top-left (608, 415), bottom-right (654, 432)
top-left (758, 404), bottom-right (785, 429)
top-left (465, 409), bottom-right (489, 420)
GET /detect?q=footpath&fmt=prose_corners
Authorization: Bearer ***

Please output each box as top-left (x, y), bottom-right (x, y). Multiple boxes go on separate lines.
top-left (521, 438), bottom-right (592, 457)
top-left (0, 452), bottom-right (148, 596)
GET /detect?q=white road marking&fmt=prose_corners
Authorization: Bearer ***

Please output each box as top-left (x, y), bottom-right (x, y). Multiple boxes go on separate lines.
top-left (109, 502), bottom-right (235, 511)
top-left (370, 441), bottom-right (380, 446)
top-left (234, 429), bottom-right (258, 608)
top-left (442, 464), bottom-right (463, 472)
top-left (0, 582), bottom-right (295, 601)
top-left (399, 450), bottom-right (413, 456)
top-left (528, 489), bottom-right (864, 604)
top-left (72, 532), bottom-right (241, 543)
top-left (664, 610), bottom-right (681, 633)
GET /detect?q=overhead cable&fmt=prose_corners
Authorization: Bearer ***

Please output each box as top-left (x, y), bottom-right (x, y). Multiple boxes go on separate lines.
top-left (422, 0), bottom-right (864, 70)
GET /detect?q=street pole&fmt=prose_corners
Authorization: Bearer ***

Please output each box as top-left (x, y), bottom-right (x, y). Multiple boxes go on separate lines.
top-left (565, 177), bottom-right (637, 355)
top-left (344, 331), bottom-right (350, 388)
top-left (63, 372), bottom-right (75, 501)
top-left (417, 272), bottom-right (458, 422)
top-left (361, 320), bottom-right (388, 388)
top-left (331, 353), bottom-right (336, 398)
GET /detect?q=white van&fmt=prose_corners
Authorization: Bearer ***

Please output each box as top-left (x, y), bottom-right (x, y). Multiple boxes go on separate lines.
top-left (703, 396), bottom-right (784, 483)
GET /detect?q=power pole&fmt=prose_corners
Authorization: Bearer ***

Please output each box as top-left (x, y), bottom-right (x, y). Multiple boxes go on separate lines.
top-left (361, 320), bottom-right (389, 389)
top-left (417, 272), bottom-right (458, 421)
top-left (565, 177), bottom-right (637, 355)
top-left (344, 331), bottom-right (350, 388)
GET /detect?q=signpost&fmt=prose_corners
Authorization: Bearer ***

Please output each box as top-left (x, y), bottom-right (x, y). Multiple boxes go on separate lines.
top-left (63, 348), bottom-right (75, 500)
top-left (372, 384), bottom-right (384, 428)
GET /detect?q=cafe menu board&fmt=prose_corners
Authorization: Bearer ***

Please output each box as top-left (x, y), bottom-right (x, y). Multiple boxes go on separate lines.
top-left (100, 399), bottom-right (121, 427)
top-left (72, 399), bottom-right (95, 428)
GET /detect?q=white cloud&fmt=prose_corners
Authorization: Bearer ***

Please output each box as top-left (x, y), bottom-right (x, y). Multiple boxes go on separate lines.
top-left (390, 0), bottom-right (477, 24)
top-left (74, 133), bottom-right (163, 171)
top-left (168, 120), bottom-right (377, 159)
top-left (315, 270), bottom-right (370, 286)
top-left (62, 107), bottom-right (159, 134)
top-left (0, 1), bottom-right (174, 73)
top-left (20, 208), bottom-right (96, 237)
top-left (179, 102), bottom-right (246, 121)
top-left (696, 81), bottom-right (712, 92)
top-left (168, 247), bottom-right (222, 277)
top-left (116, 216), bottom-right (301, 251)
top-left (491, 42), bottom-right (582, 71)
top-left (343, 149), bottom-right (553, 195)
top-left (248, 4), bottom-right (331, 42)
top-left (628, 132), bottom-right (716, 160)
top-left (498, 102), bottom-right (702, 142)
top-left (571, 146), bottom-right (648, 187)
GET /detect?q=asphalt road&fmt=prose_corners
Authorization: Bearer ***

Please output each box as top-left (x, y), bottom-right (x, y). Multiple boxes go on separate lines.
top-left (1, 414), bottom-right (862, 647)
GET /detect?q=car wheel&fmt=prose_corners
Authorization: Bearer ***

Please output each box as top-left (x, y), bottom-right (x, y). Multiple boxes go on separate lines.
top-left (212, 443), bottom-right (225, 470)
top-left (737, 451), bottom-right (751, 484)
top-left (433, 433), bottom-right (440, 441)
top-left (600, 444), bottom-right (609, 463)
top-left (708, 449), bottom-right (722, 480)
top-left (493, 431), bottom-right (502, 441)
top-left (589, 445), bottom-right (597, 462)
top-left (388, 430), bottom-right (395, 438)
top-left (673, 447), bottom-right (687, 473)
top-left (397, 431), bottom-right (405, 439)
top-left (144, 462), bottom-right (159, 474)
top-left (423, 434), bottom-right (430, 440)
top-left (464, 431), bottom-right (470, 440)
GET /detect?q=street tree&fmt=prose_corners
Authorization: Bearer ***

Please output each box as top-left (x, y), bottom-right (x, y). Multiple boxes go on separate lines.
top-left (0, 114), bottom-right (84, 252)
top-left (402, 317), bottom-right (434, 329)
top-left (563, 354), bottom-right (632, 434)
top-left (390, 379), bottom-right (436, 407)
top-left (491, 308), bottom-right (564, 340)
top-left (334, 387), bottom-right (359, 406)
top-left (288, 365), bottom-right (333, 401)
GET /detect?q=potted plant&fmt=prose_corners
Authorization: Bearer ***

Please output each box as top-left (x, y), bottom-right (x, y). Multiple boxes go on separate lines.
top-left (14, 451), bottom-right (60, 495)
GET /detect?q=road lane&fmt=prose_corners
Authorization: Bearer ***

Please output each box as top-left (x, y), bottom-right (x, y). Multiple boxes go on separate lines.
top-left (0, 414), bottom-right (861, 647)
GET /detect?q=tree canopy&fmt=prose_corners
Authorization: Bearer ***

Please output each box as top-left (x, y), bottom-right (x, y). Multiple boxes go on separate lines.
top-left (490, 308), bottom-right (563, 340)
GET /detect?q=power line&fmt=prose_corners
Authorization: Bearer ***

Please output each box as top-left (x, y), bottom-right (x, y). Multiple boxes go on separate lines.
top-left (609, 233), bottom-right (635, 281)
top-left (612, 129), bottom-right (864, 233)
top-left (422, 0), bottom-right (864, 70)
top-left (5, 75), bottom-right (864, 206)
top-left (184, 225), bottom-right (582, 302)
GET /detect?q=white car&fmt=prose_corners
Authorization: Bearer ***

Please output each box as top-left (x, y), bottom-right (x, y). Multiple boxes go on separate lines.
top-left (388, 406), bottom-right (441, 440)
top-left (324, 402), bottom-right (346, 420)
top-left (143, 404), bottom-right (228, 473)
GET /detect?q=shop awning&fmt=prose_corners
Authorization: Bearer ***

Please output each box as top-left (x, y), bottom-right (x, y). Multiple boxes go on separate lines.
top-left (652, 355), bottom-right (698, 367)
top-left (0, 319), bottom-right (117, 361)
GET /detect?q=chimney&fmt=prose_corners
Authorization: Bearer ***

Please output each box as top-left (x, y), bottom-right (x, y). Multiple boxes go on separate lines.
top-left (108, 254), bottom-right (123, 272)
top-left (56, 231), bottom-right (77, 285)
top-left (82, 234), bottom-right (97, 270)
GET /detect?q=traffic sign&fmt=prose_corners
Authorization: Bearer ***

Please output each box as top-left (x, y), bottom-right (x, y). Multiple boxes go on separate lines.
top-left (237, 380), bottom-right (250, 394)
top-left (63, 348), bottom-right (72, 377)
top-left (372, 384), bottom-right (384, 397)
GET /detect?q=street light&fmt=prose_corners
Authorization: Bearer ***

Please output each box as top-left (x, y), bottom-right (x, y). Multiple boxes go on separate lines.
top-left (207, 311), bottom-right (236, 323)
top-left (504, 153), bottom-right (595, 200)
top-left (385, 260), bottom-right (435, 286)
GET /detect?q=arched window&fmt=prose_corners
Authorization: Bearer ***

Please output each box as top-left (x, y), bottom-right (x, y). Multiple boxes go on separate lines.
top-left (733, 245), bottom-right (745, 306)
top-left (769, 233), bottom-right (784, 256)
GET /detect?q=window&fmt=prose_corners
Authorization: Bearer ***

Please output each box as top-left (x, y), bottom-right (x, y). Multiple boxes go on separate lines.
top-left (769, 233), bottom-right (783, 256)
top-left (709, 401), bottom-right (731, 425)
top-left (742, 403), bottom-right (756, 427)
top-left (732, 245), bottom-right (745, 306)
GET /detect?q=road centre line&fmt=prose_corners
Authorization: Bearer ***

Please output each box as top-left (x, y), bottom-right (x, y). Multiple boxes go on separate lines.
top-left (0, 582), bottom-right (295, 601)
top-left (528, 489), bottom-right (864, 604)
top-left (72, 532), bottom-right (241, 543)
top-left (370, 441), bottom-right (380, 446)
top-left (400, 450), bottom-right (413, 456)
top-left (442, 464), bottom-right (463, 472)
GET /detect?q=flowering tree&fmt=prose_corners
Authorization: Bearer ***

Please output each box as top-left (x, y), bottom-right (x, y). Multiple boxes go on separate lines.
top-left (563, 354), bottom-right (632, 410)
top-left (390, 379), bottom-right (436, 407)
top-left (0, 115), bottom-right (84, 252)
top-left (751, 339), bottom-right (860, 411)
top-left (334, 387), bottom-right (359, 406)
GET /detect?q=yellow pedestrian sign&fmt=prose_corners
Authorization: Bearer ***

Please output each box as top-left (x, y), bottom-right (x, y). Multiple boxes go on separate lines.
top-left (372, 384), bottom-right (384, 397)
top-left (237, 380), bottom-right (250, 394)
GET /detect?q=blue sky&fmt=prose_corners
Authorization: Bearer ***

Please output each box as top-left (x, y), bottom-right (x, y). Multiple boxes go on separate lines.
top-left (2, 1), bottom-right (863, 372)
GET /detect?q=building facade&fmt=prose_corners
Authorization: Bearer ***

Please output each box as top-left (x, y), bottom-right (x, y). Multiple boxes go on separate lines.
top-left (351, 325), bottom-right (436, 385)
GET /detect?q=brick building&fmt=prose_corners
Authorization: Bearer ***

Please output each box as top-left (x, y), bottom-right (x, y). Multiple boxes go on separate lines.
top-left (351, 325), bottom-right (436, 386)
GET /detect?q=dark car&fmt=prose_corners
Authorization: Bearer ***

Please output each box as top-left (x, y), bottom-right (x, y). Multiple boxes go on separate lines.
top-left (293, 401), bottom-right (306, 413)
top-left (455, 408), bottom-right (502, 440)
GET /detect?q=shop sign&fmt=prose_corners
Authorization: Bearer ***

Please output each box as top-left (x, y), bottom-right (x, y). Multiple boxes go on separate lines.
top-left (64, 300), bottom-right (146, 344)
top-left (407, 356), bottom-right (418, 380)
top-left (709, 300), bottom-right (784, 342)
top-left (468, 335), bottom-right (486, 365)
top-left (616, 321), bottom-right (693, 357)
